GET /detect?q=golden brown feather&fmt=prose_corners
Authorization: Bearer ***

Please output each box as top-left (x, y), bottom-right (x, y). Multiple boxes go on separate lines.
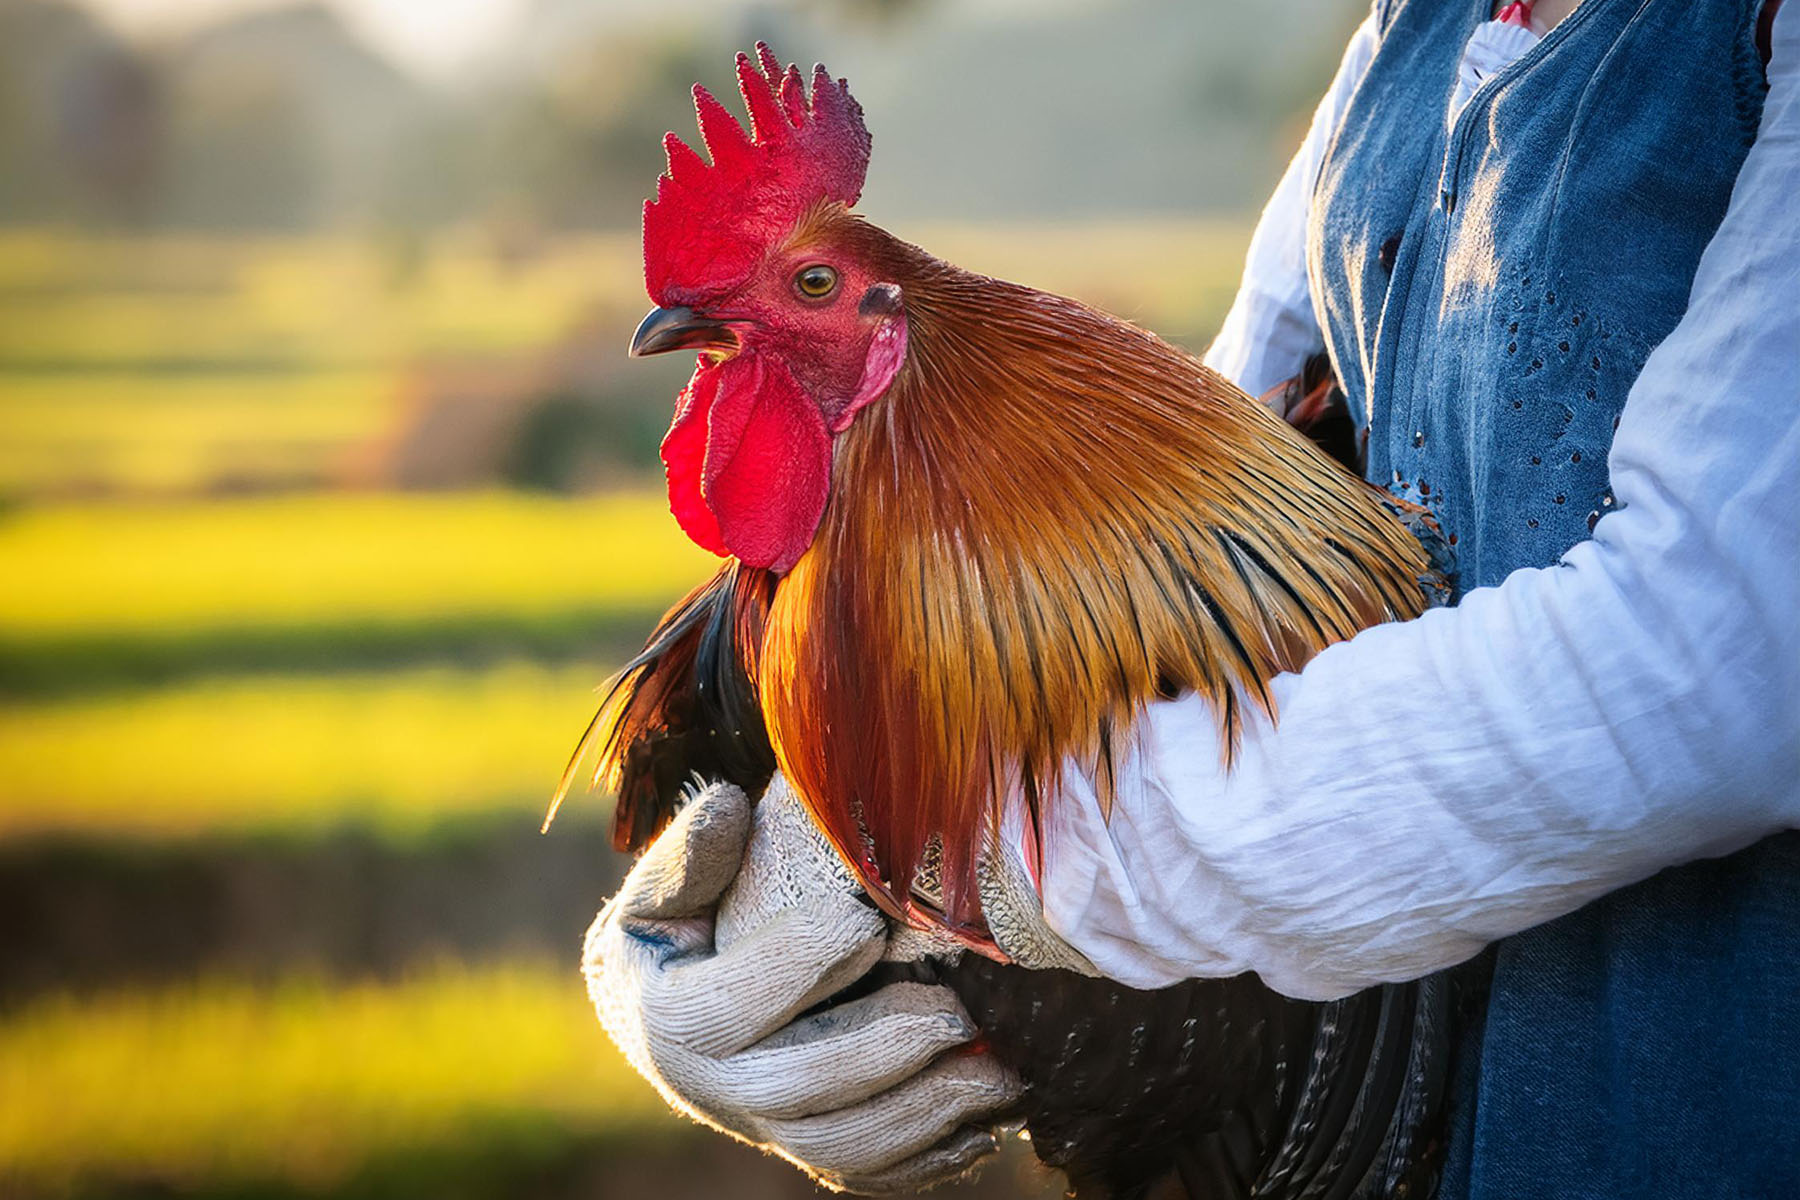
top-left (753, 209), bottom-right (1429, 935)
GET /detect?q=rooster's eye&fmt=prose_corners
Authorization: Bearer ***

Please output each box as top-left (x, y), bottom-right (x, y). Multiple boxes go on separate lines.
top-left (794, 265), bottom-right (839, 300)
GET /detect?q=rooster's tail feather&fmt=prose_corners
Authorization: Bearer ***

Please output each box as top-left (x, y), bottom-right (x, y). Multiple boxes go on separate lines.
top-left (547, 561), bottom-right (776, 850)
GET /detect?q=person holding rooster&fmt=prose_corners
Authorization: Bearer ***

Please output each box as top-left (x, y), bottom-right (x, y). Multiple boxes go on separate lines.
top-left (583, 0), bottom-right (1800, 1196)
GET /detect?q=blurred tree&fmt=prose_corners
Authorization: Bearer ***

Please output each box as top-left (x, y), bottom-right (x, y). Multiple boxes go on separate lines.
top-left (53, 43), bottom-right (164, 224)
top-left (0, 0), bottom-right (163, 225)
top-left (0, 0), bottom-right (1363, 233)
top-left (158, 60), bottom-right (319, 230)
top-left (466, 34), bottom-right (722, 232)
top-left (158, 4), bottom-right (426, 229)
top-left (803, 0), bottom-right (940, 24)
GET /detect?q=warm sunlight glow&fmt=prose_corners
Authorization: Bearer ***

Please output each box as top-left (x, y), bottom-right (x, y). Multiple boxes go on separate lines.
top-left (75, 0), bottom-right (532, 75)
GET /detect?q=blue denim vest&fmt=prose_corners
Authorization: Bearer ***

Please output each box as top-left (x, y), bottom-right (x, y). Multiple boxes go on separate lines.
top-left (1307, 1), bottom-right (1800, 1196)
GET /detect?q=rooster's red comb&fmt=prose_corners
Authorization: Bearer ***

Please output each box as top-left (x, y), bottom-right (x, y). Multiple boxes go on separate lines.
top-left (643, 43), bottom-right (871, 307)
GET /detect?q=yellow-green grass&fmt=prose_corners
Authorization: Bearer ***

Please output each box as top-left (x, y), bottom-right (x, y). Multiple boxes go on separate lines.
top-left (0, 231), bottom-right (245, 296)
top-left (0, 231), bottom-right (644, 370)
top-left (908, 216), bottom-right (1250, 348)
top-left (0, 490), bottom-right (710, 639)
top-left (0, 963), bottom-right (673, 1195)
top-left (0, 490), bottom-right (713, 693)
top-left (0, 661), bottom-right (608, 838)
top-left (0, 372), bottom-right (398, 496)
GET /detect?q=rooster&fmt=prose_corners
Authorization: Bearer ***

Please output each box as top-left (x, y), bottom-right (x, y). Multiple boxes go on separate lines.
top-left (558, 45), bottom-right (1466, 1200)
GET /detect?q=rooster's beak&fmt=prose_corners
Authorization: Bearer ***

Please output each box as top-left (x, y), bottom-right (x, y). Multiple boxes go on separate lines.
top-left (629, 306), bottom-right (739, 358)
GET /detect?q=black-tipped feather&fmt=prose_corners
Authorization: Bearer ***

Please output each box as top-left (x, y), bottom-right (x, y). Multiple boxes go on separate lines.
top-left (553, 562), bottom-right (776, 849)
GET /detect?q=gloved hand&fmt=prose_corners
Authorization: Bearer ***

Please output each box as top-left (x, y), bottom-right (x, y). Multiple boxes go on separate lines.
top-left (583, 775), bottom-right (1022, 1193)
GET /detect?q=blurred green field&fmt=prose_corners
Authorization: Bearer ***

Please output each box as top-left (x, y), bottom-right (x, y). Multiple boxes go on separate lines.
top-left (0, 492), bottom-right (715, 638)
top-left (0, 963), bottom-right (671, 1196)
top-left (0, 491), bottom-right (717, 693)
top-left (0, 0), bottom-right (1331, 1186)
top-left (0, 372), bottom-right (396, 496)
top-left (0, 231), bottom-right (643, 371)
top-left (0, 662), bottom-right (600, 837)
top-left (915, 217), bottom-right (1248, 349)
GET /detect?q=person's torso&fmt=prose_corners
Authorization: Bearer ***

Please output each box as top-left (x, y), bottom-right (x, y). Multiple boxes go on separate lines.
top-left (1309, 0), bottom-right (1765, 590)
top-left (1303, 3), bottom-right (1800, 1196)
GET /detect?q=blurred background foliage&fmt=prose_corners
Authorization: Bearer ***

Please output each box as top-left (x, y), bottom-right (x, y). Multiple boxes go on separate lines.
top-left (0, 0), bottom-right (1357, 1196)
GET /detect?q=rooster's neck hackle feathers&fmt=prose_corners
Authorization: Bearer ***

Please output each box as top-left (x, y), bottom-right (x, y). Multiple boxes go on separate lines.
top-left (757, 217), bottom-right (1431, 934)
top-left (644, 43), bottom-right (871, 307)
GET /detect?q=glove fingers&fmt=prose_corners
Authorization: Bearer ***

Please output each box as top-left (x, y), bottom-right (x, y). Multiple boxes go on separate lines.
top-left (615, 782), bottom-right (752, 920)
top-left (722, 983), bottom-right (977, 1119)
top-left (761, 1053), bottom-right (1022, 1178)
top-left (828, 1125), bottom-right (1005, 1195)
top-left (644, 901), bottom-right (886, 1056)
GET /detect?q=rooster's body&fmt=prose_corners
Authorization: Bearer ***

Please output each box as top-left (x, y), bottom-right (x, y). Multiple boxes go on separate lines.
top-left (560, 45), bottom-right (1468, 1200)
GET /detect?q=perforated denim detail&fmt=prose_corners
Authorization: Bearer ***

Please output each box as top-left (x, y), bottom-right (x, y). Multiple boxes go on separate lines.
top-left (1310, 0), bottom-right (1768, 590)
top-left (1305, 1), bottom-right (1780, 1196)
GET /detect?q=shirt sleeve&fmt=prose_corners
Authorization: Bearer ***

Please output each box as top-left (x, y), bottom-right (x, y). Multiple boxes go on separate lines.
top-left (1028, 1), bottom-right (1800, 1003)
top-left (1202, 13), bottom-right (1379, 398)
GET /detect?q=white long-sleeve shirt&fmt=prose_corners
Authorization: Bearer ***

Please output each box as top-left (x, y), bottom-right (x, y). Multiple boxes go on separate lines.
top-left (1020, 1), bottom-right (1800, 1002)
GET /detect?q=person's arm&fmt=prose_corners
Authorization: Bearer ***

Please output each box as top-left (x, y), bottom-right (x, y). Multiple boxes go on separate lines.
top-left (1204, 14), bottom-right (1377, 399)
top-left (1028, 0), bottom-right (1800, 1003)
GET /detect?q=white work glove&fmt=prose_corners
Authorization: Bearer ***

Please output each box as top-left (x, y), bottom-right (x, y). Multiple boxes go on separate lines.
top-left (582, 774), bottom-right (1022, 1193)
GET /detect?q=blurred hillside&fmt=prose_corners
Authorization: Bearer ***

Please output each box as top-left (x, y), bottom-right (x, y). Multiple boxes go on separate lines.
top-left (1, 0), bottom-right (1360, 231)
top-left (0, 2), bottom-right (1358, 1198)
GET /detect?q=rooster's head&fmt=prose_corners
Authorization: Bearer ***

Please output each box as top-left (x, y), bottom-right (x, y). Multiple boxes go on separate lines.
top-left (632, 44), bottom-right (904, 575)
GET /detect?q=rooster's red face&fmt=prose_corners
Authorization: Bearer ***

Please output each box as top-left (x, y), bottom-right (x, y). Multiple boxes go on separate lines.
top-left (631, 45), bottom-right (905, 575)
